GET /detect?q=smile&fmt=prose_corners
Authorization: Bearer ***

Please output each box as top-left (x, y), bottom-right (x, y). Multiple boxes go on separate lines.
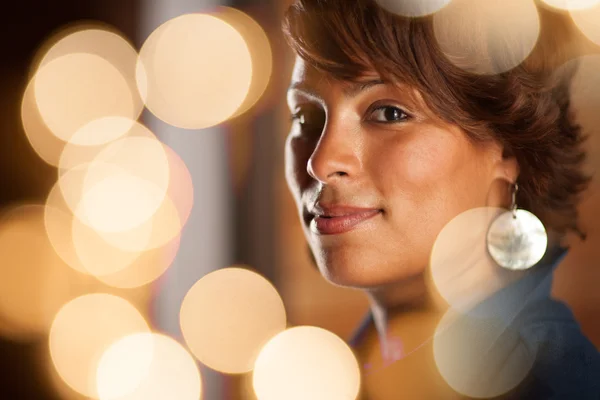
top-left (309, 208), bottom-right (381, 235)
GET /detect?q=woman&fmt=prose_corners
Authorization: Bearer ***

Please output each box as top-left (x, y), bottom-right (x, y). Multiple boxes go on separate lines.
top-left (281, 0), bottom-right (600, 398)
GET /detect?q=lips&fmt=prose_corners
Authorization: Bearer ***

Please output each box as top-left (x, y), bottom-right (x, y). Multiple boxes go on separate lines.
top-left (307, 205), bottom-right (381, 235)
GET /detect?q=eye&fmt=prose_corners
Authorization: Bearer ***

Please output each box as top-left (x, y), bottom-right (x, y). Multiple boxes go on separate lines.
top-left (368, 106), bottom-right (409, 123)
top-left (290, 105), bottom-right (326, 135)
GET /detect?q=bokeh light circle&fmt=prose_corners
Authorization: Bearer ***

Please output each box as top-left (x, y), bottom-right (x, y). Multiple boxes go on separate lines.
top-left (45, 170), bottom-right (179, 287)
top-left (97, 333), bottom-right (202, 400)
top-left (0, 205), bottom-right (93, 340)
top-left (433, 310), bottom-right (534, 398)
top-left (570, 2), bottom-right (600, 46)
top-left (137, 13), bottom-right (253, 129)
top-left (58, 131), bottom-right (171, 234)
top-left (180, 267), bottom-right (287, 374)
top-left (33, 52), bottom-right (135, 142)
top-left (92, 234), bottom-right (180, 289)
top-left (58, 117), bottom-right (151, 172)
top-left (216, 7), bottom-right (273, 118)
top-left (555, 55), bottom-right (600, 181)
top-left (429, 207), bottom-right (525, 315)
top-left (35, 26), bottom-right (145, 126)
top-left (71, 213), bottom-right (148, 277)
top-left (45, 182), bottom-right (178, 287)
top-left (541, 0), bottom-right (600, 10)
top-left (433, 0), bottom-right (540, 75)
top-left (59, 121), bottom-right (192, 251)
top-left (46, 168), bottom-right (152, 277)
top-left (21, 78), bottom-right (68, 167)
top-left (49, 293), bottom-right (149, 397)
top-left (23, 26), bottom-right (144, 167)
top-left (376, 0), bottom-right (453, 17)
top-left (252, 326), bottom-right (361, 400)
top-left (45, 180), bottom-right (97, 275)
top-left (33, 26), bottom-right (141, 101)
top-left (76, 167), bottom-right (166, 234)
top-left (84, 142), bottom-right (192, 254)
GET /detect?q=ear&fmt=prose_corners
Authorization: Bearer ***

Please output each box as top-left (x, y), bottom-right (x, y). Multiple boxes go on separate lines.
top-left (485, 143), bottom-right (520, 209)
top-left (492, 144), bottom-right (519, 184)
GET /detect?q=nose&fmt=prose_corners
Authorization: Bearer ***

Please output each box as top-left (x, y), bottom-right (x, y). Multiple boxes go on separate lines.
top-left (307, 117), bottom-right (361, 184)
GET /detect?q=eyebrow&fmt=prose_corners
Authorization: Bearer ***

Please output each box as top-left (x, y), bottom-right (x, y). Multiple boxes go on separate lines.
top-left (287, 79), bottom-right (386, 100)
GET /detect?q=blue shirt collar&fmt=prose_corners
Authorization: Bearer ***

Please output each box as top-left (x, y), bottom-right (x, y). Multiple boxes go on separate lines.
top-left (470, 244), bottom-right (569, 323)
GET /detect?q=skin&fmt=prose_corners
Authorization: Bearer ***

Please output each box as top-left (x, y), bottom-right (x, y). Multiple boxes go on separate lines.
top-left (285, 56), bottom-right (521, 396)
top-left (286, 56), bottom-right (518, 301)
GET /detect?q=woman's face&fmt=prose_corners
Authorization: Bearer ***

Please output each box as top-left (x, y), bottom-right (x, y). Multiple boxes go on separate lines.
top-left (285, 56), bottom-right (516, 289)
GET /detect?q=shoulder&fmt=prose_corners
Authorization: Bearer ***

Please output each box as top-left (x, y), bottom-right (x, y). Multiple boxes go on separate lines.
top-left (513, 298), bottom-right (600, 399)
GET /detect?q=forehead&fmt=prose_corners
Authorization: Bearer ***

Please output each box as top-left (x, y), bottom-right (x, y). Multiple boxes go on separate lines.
top-left (290, 56), bottom-right (382, 94)
top-left (290, 56), bottom-right (326, 87)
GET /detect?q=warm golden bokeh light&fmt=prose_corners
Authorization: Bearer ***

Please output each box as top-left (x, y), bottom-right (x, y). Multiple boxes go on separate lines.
top-left (94, 192), bottom-right (181, 252)
top-left (45, 187), bottom-right (94, 275)
top-left (46, 122), bottom-right (185, 282)
top-left (570, 2), bottom-right (600, 46)
top-left (433, 310), bottom-right (534, 398)
top-left (64, 115), bottom-right (137, 147)
top-left (96, 333), bottom-right (203, 400)
top-left (71, 213), bottom-right (149, 277)
top-left (59, 120), bottom-right (192, 249)
top-left (180, 267), bottom-right (287, 374)
top-left (558, 55), bottom-right (600, 181)
top-left (541, 0), bottom-right (600, 10)
top-left (137, 13), bottom-right (253, 129)
top-left (92, 234), bottom-right (180, 289)
top-left (46, 177), bottom-right (175, 287)
top-left (33, 52), bottom-right (135, 142)
top-left (216, 7), bottom-right (273, 118)
top-left (252, 326), bottom-right (361, 400)
top-left (39, 27), bottom-right (144, 104)
top-left (433, 0), bottom-right (540, 75)
top-left (49, 293), bottom-right (149, 398)
top-left (21, 78), bottom-right (71, 167)
top-left (76, 168), bottom-right (164, 234)
top-left (0, 205), bottom-right (94, 340)
top-left (59, 133), bottom-right (171, 234)
top-left (80, 134), bottom-right (170, 230)
top-left (46, 171), bottom-right (179, 287)
top-left (428, 207), bottom-right (524, 315)
top-left (46, 171), bottom-right (146, 277)
top-left (89, 143), bottom-right (189, 253)
top-left (376, 0), bottom-right (453, 17)
top-left (96, 333), bottom-right (153, 400)
top-left (58, 117), bottom-right (149, 172)
top-left (45, 343), bottom-right (97, 400)
top-left (23, 25), bottom-right (144, 167)
top-left (32, 25), bottom-right (141, 101)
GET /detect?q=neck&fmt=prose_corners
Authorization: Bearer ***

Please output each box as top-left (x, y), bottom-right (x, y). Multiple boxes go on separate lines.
top-left (365, 272), bottom-right (447, 353)
top-left (363, 231), bottom-right (565, 356)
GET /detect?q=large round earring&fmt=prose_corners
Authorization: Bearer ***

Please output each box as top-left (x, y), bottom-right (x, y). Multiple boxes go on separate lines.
top-left (486, 183), bottom-right (548, 271)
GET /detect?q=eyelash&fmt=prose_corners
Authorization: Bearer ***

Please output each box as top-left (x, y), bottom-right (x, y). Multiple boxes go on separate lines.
top-left (367, 105), bottom-right (411, 124)
top-left (289, 112), bottom-right (303, 123)
top-left (289, 106), bottom-right (324, 127)
top-left (289, 104), bottom-right (411, 128)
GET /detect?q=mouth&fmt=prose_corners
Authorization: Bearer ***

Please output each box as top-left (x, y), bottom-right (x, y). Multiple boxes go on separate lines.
top-left (305, 205), bottom-right (382, 235)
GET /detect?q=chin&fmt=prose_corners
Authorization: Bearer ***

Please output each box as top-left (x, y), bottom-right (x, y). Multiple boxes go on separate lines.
top-left (314, 248), bottom-right (407, 289)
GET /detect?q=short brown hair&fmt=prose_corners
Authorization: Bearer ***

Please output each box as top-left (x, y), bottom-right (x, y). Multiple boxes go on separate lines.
top-left (283, 0), bottom-right (590, 236)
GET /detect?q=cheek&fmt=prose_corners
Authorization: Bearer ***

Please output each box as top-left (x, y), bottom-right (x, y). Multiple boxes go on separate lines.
top-left (284, 136), bottom-right (313, 197)
top-left (373, 129), bottom-right (461, 191)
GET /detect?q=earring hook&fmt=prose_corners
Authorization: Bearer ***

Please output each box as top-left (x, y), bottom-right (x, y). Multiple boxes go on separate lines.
top-left (510, 182), bottom-right (518, 218)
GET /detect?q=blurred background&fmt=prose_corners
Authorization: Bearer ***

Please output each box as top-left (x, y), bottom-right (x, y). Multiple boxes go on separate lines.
top-left (0, 0), bottom-right (599, 399)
